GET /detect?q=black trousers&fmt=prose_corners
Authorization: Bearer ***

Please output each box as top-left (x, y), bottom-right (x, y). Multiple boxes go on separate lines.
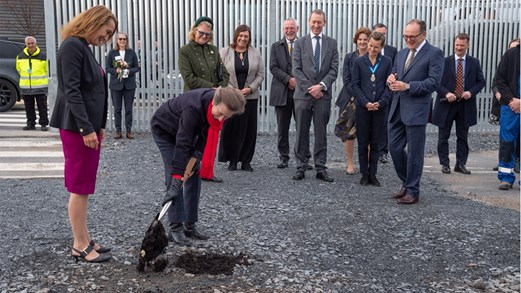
top-left (23, 94), bottom-right (48, 126)
top-left (274, 96), bottom-right (294, 161)
top-left (356, 106), bottom-right (386, 175)
top-left (437, 102), bottom-right (469, 166)
top-left (219, 99), bottom-right (258, 164)
top-left (111, 89), bottom-right (136, 132)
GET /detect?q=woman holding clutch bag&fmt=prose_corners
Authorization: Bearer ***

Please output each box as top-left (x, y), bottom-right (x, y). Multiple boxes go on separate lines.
top-left (179, 16), bottom-right (230, 183)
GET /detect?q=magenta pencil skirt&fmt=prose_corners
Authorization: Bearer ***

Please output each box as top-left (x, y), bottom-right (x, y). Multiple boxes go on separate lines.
top-left (59, 129), bottom-right (101, 195)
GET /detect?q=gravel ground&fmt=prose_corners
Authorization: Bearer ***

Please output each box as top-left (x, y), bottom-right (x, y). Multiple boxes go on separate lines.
top-left (0, 131), bottom-right (519, 293)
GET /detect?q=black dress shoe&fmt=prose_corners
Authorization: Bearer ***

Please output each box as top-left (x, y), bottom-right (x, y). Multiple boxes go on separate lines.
top-left (184, 223), bottom-right (210, 240)
top-left (369, 174), bottom-right (381, 187)
top-left (23, 125), bottom-right (36, 130)
top-left (277, 160), bottom-right (289, 169)
top-left (392, 187), bottom-right (407, 199)
top-left (454, 164), bottom-right (471, 174)
top-left (41, 126), bottom-right (49, 131)
top-left (396, 193), bottom-right (419, 204)
top-left (228, 162), bottom-right (237, 171)
top-left (441, 165), bottom-right (451, 174)
top-left (241, 162), bottom-right (253, 172)
top-left (202, 176), bottom-right (223, 183)
top-left (293, 170), bottom-right (305, 180)
top-left (168, 223), bottom-right (191, 246)
top-left (360, 174), bottom-right (369, 186)
top-left (316, 171), bottom-right (334, 182)
top-left (89, 240), bottom-right (111, 254)
top-left (72, 244), bottom-right (111, 263)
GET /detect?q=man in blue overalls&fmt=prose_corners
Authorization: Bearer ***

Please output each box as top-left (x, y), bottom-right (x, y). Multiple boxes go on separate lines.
top-left (496, 43), bottom-right (520, 190)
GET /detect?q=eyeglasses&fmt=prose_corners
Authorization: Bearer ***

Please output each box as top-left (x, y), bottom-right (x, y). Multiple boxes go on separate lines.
top-left (118, 38), bottom-right (127, 41)
top-left (197, 30), bottom-right (212, 37)
top-left (402, 32), bottom-right (424, 41)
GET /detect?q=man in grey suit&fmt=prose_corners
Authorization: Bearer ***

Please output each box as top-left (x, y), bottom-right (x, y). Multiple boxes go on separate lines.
top-left (292, 9), bottom-right (339, 182)
top-left (387, 19), bottom-right (444, 204)
top-left (269, 18), bottom-right (299, 169)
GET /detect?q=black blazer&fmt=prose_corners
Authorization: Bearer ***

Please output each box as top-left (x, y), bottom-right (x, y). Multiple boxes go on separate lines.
top-left (383, 44), bottom-right (398, 66)
top-left (351, 53), bottom-right (393, 108)
top-left (50, 37), bottom-right (108, 136)
top-left (105, 48), bottom-right (140, 91)
top-left (336, 50), bottom-right (359, 109)
top-left (432, 54), bottom-right (486, 128)
top-left (150, 88), bottom-right (213, 176)
top-left (269, 37), bottom-right (294, 106)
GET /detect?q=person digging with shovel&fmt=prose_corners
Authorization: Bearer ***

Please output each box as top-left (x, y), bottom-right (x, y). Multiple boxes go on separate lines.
top-left (150, 87), bottom-right (245, 246)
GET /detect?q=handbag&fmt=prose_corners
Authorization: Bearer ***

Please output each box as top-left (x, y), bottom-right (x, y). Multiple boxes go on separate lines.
top-left (334, 96), bottom-right (357, 142)
top-left (216, 62), bottom-right (224, 82)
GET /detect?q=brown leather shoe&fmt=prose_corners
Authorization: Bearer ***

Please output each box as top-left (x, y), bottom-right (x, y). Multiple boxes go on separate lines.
top-left (114, 131), bottom-right (123, 139)
top-left (126, 132), bottom-right (135, 139)
top-left (396, 193), bottom-right (419, 204)
top-left (392, 187), bottom-right (407, 199)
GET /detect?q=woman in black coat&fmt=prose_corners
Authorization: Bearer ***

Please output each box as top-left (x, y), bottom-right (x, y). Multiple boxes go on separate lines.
top-left (351, 31), bottom-right (392, 187)
top-left (105, 32), bottom-right (140, 139)
top-left (50, 5), bottom-right (117, 263)
top-left (150, 87), bottom-right (245, 246)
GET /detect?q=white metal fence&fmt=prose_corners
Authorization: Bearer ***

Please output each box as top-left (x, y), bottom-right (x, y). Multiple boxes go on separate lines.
top-left (44, 0), bottom-right (520, 133)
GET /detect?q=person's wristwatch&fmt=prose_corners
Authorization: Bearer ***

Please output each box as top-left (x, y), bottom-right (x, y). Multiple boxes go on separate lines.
top-left (405, 83), bottom-right (410, 90)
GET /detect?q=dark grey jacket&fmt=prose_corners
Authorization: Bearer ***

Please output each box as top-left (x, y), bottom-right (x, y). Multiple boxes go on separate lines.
top-left (105, 48), bottom-right (140, 91)
top-left (269, 38), bottom-right (294, 106)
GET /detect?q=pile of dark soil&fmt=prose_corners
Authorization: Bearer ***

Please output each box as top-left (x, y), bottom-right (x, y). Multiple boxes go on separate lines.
top-left (174, 252), bottom-right (250, 275)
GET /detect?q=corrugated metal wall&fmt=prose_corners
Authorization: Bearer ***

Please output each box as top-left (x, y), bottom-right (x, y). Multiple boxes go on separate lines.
top-left (44, 0), bottom-right (520, 133)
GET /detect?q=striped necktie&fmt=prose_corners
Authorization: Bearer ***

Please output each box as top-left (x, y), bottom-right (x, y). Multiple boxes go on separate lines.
top-left (404, 49), bottom-right (416, 71)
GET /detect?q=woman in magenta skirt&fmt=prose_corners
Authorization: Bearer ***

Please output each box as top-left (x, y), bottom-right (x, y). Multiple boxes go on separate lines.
top-left (50, 5), bottom-right (117, 263)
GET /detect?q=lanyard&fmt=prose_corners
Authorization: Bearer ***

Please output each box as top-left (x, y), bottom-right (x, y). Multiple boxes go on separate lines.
top-left (368, 56), bottom-right (382, 76)
top-left (368, 56), bottom-right (382, 81)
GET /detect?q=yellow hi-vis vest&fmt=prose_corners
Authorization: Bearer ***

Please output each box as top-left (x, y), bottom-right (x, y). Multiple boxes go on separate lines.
top-left (16, 46), bottom-right (49, 95)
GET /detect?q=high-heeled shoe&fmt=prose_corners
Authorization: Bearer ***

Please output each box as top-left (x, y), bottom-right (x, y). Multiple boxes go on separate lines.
top-left (72, 244), bottom-right (111, 263)
top-left (90, 240), bottom-right (112, 253)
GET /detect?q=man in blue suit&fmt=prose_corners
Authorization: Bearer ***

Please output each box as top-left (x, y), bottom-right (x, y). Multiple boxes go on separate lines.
top-left (387, 19), bottom-right (444, 204)
top-left (432, 33), bottom-right (486, 175)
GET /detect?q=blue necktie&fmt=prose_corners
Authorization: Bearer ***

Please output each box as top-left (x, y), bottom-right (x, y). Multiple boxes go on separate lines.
top-left (314, 36), bottom-right (321, 75)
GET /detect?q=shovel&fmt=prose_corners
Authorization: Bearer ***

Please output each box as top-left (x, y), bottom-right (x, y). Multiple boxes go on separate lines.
top-left (137, 157), bottom-right (197, 272)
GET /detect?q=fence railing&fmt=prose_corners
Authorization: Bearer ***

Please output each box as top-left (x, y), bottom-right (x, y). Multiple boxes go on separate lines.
top-left (44, 0), bottom-right (519, 134)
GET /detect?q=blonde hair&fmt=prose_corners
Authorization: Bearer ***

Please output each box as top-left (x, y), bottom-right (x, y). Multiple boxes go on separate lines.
top-left (113, 32), bottom-right (130, 50)
top-left (61, 5), bottom-right (118, 41)
top-left (188, 21), bottom-right (214, 43)
top-left (214, 87), bottom-right (245, 114)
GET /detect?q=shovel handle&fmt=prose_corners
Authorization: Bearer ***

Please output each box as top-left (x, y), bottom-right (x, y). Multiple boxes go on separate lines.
top-left (158, 157), bottom-right (197, 220)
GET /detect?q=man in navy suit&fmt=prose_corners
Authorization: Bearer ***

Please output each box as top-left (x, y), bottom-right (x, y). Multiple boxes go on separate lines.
top-left (292, 9), bottom-right (339, 182)
top-left (372, 23), bottom-right (398, 164)
top-left (269, 18), bottom-right (299, 169)
top-left (387, 19), bottom-right (444, 204)
top-left (432, 33), bottom-right (486, 175)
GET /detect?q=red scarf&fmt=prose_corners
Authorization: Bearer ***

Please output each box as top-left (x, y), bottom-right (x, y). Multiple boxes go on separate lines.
top-left (200, 100), bottom-right (224, 179)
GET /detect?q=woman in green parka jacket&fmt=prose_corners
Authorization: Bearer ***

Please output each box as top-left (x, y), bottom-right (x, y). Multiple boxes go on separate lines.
top-left (178, 16), bottom-right (230, 183)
